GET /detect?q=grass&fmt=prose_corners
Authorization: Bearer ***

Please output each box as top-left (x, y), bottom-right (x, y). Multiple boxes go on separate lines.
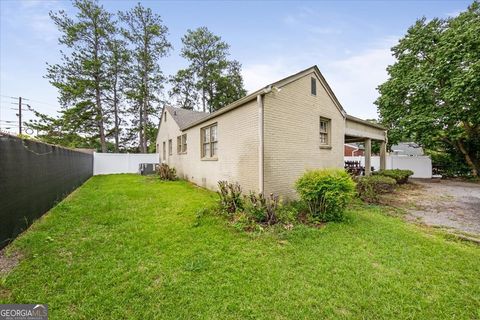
top-left (1, 174), bottom-right (479, 319)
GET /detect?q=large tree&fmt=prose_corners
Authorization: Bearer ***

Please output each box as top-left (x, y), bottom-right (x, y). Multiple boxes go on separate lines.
top-left (376, 1), bottom-right (480, 176)
top-left (170, 27), bottom-right (246, 112)
top-left (119, 3), bottom-right (171, 153)
top-left (105, 37), bottom-right (129, 152)
top-left (46, 0), bottom-right (115, 152)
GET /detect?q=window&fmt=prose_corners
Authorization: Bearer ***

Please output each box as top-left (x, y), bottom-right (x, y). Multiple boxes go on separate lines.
top-left (319, 117), bottom-right (330, 146)
top-left (201, 124), bottom-right (218, 159)
top-left (182, 134), bottom-right (187, 153)
top-left (162, 141), bottom-right (166, 160)
top-left (164, 111), bottom-right (167, 122)
top-left (168, 139), bottom-right (172, 155)
top-left (177, 134), bottom-right (187, 154)
top-left (311, 77), bottom-right (317, 96)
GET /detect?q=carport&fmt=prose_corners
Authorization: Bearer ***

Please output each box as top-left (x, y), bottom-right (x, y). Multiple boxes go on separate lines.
top-left (344, 115), bottom-right (387, 175)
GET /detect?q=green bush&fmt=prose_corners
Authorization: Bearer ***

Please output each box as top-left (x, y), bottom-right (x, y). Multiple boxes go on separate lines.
top-left (356, 175), bottom-right (397, 203)
top-left (217, 181), bottom-right (243, 214)
top-left (276, 201), bottom-right (302, 225)
top-left (295, 168), bottom-right (356, 222)
top-left (156, 163), bottom-right (177, 180)
top-left (374, 169), bottom-right (413, 184)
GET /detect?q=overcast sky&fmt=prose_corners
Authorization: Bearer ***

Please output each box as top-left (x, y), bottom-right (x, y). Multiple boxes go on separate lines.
top-left (0, 0), bottom-right (471, 133)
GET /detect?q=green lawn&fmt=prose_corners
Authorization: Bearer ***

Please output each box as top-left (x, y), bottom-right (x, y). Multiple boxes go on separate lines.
top-left (1, 175), bottom-right (479, 319)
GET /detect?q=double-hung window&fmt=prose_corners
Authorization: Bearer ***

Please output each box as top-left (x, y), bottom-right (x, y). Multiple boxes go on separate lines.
top-left (201, 124), bottom-right (218, 159)
top-left (177, 134), bottom-right (187, 154)
top-left (168, 139), bottom-right (172, 155)
top-left (162, 141), bottom-right (166, 160)
top-left (319, 117), bottom-right (330, 146)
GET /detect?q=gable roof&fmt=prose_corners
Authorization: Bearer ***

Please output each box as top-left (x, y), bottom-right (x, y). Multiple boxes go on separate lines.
top-left (164, 105), bottom-right (209, 129)
top-left (180, 65), bottom-right (347, 130)
top-left (391, 142), bottom-right (424, 156)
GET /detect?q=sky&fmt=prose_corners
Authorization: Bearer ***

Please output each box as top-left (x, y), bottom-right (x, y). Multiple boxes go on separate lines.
top-left (0, 0), bottom-right (471, 134)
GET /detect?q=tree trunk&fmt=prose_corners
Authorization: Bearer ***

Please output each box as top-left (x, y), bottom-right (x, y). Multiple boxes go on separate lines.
top-left (139, 101), bottom-right (144, 153)
top-left (457, 140), bottom-right (479, 177)
top-left (96, 84), bottom-right (107, 153)
top-left (142, 98), bottom-right (148, 153)
top-left (93, 28), bottom-right (106, 153)
top-left (113, 76), bottom-right (119, 153)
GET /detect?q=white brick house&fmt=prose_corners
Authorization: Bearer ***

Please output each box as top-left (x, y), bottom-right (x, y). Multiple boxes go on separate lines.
top-left (156, 66), bottom-right (387, 198)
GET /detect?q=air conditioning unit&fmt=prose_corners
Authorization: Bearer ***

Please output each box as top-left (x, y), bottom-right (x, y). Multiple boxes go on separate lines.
top-left (139, 163), bottom-right (156, 175)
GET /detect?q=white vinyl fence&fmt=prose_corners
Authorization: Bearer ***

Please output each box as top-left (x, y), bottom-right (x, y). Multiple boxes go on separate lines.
top-left (94, 152), bottom-right (159, 175)
top-left (344, 155), bottom-right (432, 178)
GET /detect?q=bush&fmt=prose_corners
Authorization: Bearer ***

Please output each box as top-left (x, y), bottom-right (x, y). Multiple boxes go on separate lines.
top-left (276, 201), bottom-right (302, 225)
top-left (295, 168), bottom-right (356, 222)
top-left (217, 181), bottom-right (243, 214)
top-left (374, 169), bottom-right (413, 184)
top-left (356, 175), bottom-right (397, 203)
top-left (156, 163), bottom-right (176, 180)
top-left (243, 192), bottom-right (280, 226)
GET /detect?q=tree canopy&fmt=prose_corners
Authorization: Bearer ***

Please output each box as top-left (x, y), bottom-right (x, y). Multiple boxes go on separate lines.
top-left (39, 0), bottom-right (114, 152)
top-left (169, 27), bottom-right (246, 113)
top-left (31, 1), bottom-right (247, 152)
top-left (119, 3), bottom-right (172, 153)
top-left (376, 1), bottom-right (480, 176)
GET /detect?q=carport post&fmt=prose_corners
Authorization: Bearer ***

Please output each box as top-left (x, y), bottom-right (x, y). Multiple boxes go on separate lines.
top-left (364, 138), bottom-right (372, 175)
top-left (380, 141), bottom-right (387, 171)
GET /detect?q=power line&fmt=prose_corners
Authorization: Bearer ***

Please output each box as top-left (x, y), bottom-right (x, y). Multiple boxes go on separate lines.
top-left (1, 94), bottom-right (59, 110)
top-left (0, 94), bottom-right (18, 99)
top-left (25, 98), bottom-right (60, 109)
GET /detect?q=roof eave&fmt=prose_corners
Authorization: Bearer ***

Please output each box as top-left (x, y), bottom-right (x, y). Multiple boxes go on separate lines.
top-left (180, 90), bottom-right (262, 130)
top-left (345, 114), bottom-right (387, 130)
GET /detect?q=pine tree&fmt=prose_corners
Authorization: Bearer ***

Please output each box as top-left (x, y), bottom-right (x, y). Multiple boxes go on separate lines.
top-left (106, 36), bottom-right (129, 152)
top-left (119, 3), bottom-right (172, 153)
top-left (170, 27), bottom-right (246, 113)
top-left (46, 0), bottom-right (115, 152)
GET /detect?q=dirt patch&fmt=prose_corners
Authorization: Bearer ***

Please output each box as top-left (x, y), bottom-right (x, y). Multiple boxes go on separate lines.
top-left (0, 248), bottom-right (23, 276)
top-left (385, 179), bottom-right (480, 237)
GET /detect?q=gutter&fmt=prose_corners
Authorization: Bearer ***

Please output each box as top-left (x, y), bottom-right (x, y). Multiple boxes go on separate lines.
top-left (258, 86), bottom-right (272, 194)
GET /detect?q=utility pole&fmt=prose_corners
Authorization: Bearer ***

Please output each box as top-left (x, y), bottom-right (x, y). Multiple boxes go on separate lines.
top-left (18, 96), bottom-right (22, 135)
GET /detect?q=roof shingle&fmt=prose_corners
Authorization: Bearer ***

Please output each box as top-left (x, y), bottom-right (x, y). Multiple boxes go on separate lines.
top-left (165, 105), bottom-right (209, 130)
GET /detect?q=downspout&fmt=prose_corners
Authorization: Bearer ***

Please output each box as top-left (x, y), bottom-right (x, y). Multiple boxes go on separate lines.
top-left (257, 86), bottom-right (272, 195)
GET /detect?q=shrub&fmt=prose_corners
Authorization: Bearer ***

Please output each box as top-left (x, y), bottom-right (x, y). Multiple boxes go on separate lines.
top-left (217, 181), bottom-right (243, 214)
top-left (374, 169), bottom-right (413, 184)
top-left (156, 163), bottom-right (176, 180)
top-left (276, 201), bottom-right (302, 225)
top-left (243, 192), bottom-right (280, 225)
top-left (295, 168), bottom-right (356, 222)
top-left (356, 175), bottom-right (396, 203)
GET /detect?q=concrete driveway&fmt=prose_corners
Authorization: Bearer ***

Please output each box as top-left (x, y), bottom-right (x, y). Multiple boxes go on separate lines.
top-left (391, 179), bottom-right (480, 236)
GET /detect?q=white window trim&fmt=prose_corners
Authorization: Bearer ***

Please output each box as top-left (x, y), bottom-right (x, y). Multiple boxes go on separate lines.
top-left (201, 123), bottom-right (218, 160)
top-left (177, 134), bottom-right (187, 154)
top-left (319, 117), bottom-right (332, 149)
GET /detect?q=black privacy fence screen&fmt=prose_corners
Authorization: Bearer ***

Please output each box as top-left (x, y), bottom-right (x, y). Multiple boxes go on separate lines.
top-left (0, 134), bottom-right (93, 249)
